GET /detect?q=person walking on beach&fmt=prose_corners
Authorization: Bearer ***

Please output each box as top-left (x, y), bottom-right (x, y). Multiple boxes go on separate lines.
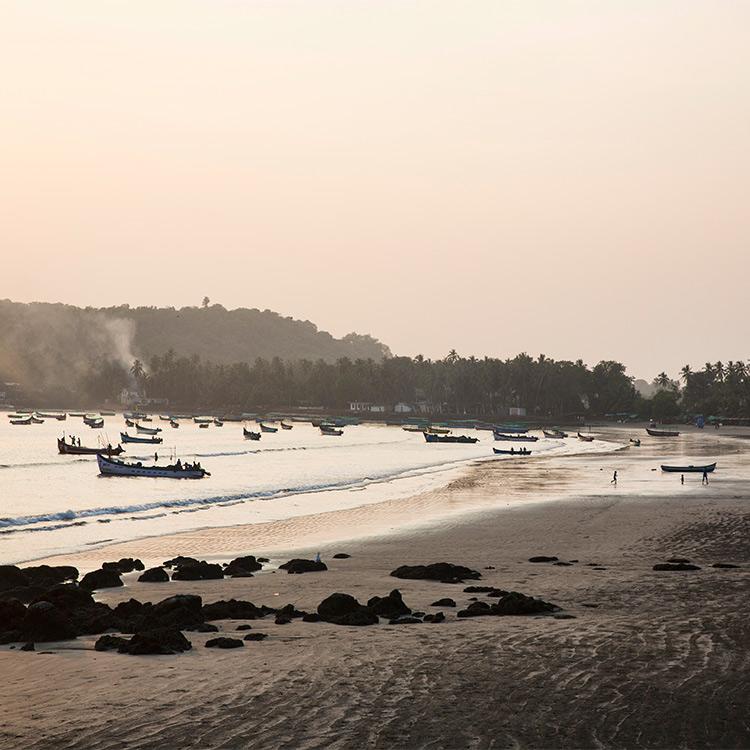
top-left (611, 470), bottom-right (617, 485)
top-left (702, 470), bottom-right (709, 485)
top-left (681, 474), bottom-right (685, 485)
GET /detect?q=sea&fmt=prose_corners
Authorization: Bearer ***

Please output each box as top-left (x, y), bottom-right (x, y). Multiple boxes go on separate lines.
top-left (0, 416), bottom-right (623, 564)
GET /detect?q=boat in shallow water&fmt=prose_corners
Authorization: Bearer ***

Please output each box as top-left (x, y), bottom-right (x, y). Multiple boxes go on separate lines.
top-left (320, 425), bottom-right (344, 436)
top-left (120, 431), bottom-right (163, 444)
top-left (493, 447), bottom-right (532, 455)
top-left (243, 428), bottom-right (261, 440)
top-left (136, 423), bottom-right (161, 435)
top-left (661, 462), bottom-right (716, 473)
top-left (543, 429), bottom-right (568, 439)
top-left (630, 438), bottom-right (641, 446)
top-left (97, 453), bottom-right (209, 479)
top-left (424, 433), bottom-right (478, 444)
top-left (58, 438), bottom-right (124, 456)
top-left (646, 427), bottom-right (680, 437)
top-left (260, 423), bottom-right (278, 433)
top-left (577, 432), bottom-right (594, 442)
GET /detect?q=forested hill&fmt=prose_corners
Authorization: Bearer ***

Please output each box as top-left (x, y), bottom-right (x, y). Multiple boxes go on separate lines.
top-left (0, 300), bottom-right (390, 398)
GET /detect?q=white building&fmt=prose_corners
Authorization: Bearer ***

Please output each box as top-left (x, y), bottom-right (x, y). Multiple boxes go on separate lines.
top-left (394, 402), bottom-right (413, 413)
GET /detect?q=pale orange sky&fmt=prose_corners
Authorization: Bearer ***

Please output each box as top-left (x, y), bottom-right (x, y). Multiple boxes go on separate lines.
top-left (2, 1), bottom-right (748, 379)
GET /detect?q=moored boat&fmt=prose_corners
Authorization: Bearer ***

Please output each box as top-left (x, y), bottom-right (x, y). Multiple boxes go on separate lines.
top-left (577, 432), bottom-right (594, 442)
top-left (125, 418), bottom-right (135, 427)
top-left (493, 432), bottom-right (538, 442)
top-left (260, 423), bottom-right (278, 433)
top-left (30, 416), bottom-right (45, 424)
top-left (243, 428), bottom-right (261, 440)
top-left (120, 431), bottom-right (163, 444)
top-left (170, 420), bottom-right (180, 428)
top-left (280, 421), bottom-right (293, 430)
top-left (493, 447), bottom-right (532, 455)
top-left (426, 426), bottom-right (451, 435)
top-left (84, 417), bottom-right (104, 429)
top-left (493, 425), bottom-right (529, 434)
top-left (646, 427), bottom-right (680, 437)
top-left (97, 453), bottom-right (208, 479)
top-left (136, 423), bottom-right (161, 435)
top-left (10, 417), bottom-right (32, 425)
top-left (543, 429), bottom-right (567, 439)
top-left (402, 425), bottom-right (425, 433)
top-left (661, 462), bottom-right (716, 473)
top-left (36, 412), bottom-right (67, 420)
top-left (629, 438), bottom-right (641, 446)
top-left (58, 437), bottom-right (124, 456)
top-left (214, 419), bottom-right (224, 427)
top-left (320, 425), bottom-right (343, 436)
top-left (199, 423), bottom-right (209, 429)
top-left (194, 417), bottom-right (212, 424)
top-left (424, 433), bottom-right (478, 444)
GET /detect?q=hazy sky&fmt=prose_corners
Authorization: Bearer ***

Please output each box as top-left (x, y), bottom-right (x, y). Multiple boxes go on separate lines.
top-left (2, 1), bottom-right (748, 380)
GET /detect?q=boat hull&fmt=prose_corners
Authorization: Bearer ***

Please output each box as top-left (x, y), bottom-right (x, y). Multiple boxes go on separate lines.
top-left (661, 463), bottom-right (716, 473)
top-left (493, 448), bottom-right (531, 455)
top-left (243, 429), bottom-right (261, 440)
top-left (97, 454), bottom-right (207, 478)
top-left (120, 432), bottom-right (162, 444)
top-left (493, 433), bottom-right (538, 442)
top-left (646, 428), bottom-right (680, 437)
top-left (58, 438), bottom-right (124, 456)
top-left (424, 433), bottom-right (478, 444)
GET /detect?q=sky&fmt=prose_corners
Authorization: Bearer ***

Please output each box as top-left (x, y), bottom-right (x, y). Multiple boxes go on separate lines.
top-left (2, 1), bottom-right (748, 381)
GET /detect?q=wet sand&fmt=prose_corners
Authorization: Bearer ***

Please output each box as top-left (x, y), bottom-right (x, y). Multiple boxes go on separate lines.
top-left (1, 428), bottom-right (749, 749)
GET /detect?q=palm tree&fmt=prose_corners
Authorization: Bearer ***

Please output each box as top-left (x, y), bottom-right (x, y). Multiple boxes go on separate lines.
top-left (130, 359), bottom-right (145, 387)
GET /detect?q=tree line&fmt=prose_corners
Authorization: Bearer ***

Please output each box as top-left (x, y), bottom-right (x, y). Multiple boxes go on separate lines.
top-left (60, 352), bottom-right (750, 420)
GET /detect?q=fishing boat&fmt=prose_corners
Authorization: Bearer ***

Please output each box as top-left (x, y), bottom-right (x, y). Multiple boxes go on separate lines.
top-left (194, 417), bottom-right (212, 424)
top-left (10, 417), bottom-right (32, 425)
top-left (136, 423), bottom-right (161, 435)
top-left (125, 418), bottom-right (135, 427)
top-left (97, 453), bottom-right (209, 479)
top-left (403, 425), bottom-right (426, 433)
top-left (69, 412), bottom-right (88, 418)
top-left (170, 420), bottom-right (180, 428)
top-left (30, 416), bottom-right (45, 424)
top-left (36, 412), bottom-right (67, 420)
top-left (543, 429), bottom-right (568, 439)
top-left (629, 438), bottom-right (641, 447)
top-left (243, 428), bottom-right (261, 440)
top-left (493, 447), bottom-right (532, 456)
top-left (646, 427), bottom-right (680, 437)
top-left (100, 411), bottom-right (116, 416)
top-left (577, 432), bottom-right (594, 442)
top-left (493, 432), bottom-right (538, 442)
top-left (661, 462), bottom-right (716, 473)
top-left (159, 415), bottom-right (172, 421)
top-left (320, 425), bottom-right (344, 436)
top-left (260, 423), bottom-right (278, 433)
top-left (199, 423), bottom-right (209, 429)
top-left (426, 426), bottom-right (451, 434)
top-left (85, 417), bottom-right (104, 429)
top-left (424, 433), bottom-right (478, 444)
top-left (58, 438), bottom-right (124, 456)
top-left (214, 419), bottom-right (224, 427)
top-left (494, 425), bottom-right (529, 434)
top-left (120, 432), bottom-right (163, 445)
top-left (140, 416), bottom-right (153, 422)
top-left (280, 421), bottom-right (293, 430)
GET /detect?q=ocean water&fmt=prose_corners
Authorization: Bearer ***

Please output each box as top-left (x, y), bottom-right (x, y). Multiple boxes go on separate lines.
top-left (0, 416), bottom-right (620, 564)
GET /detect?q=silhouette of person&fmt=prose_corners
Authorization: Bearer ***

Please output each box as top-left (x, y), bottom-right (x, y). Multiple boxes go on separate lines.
top-left (680, 474), bottom-right (684, 485)
top-left (702, 471), bottom-right (709, 485)
top-left (611, 471), bottom-right (618, 485)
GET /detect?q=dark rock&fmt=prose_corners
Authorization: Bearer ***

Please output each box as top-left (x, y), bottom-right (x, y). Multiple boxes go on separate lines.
top-left (0, 565), bottom-right (29, 592)
top-left (274, 615), bottom-right (291, 625)
top-left (317, 593), bottom-right (378, 626)
top-left (138, 567), bottom-right (170, 583)
top-left (528, 556), bottom-right (558, 563)
top-left (20, 601), bottom-right (77, 642)
top-left (491, 591), bottom-right (559, 616)
top-left (457, 601), bottom-right (492, 618)
top-left (653, 563), bottom-right (701, 571)
top-left (79, 568), bottom-right (123, 591)
top-left (20, 642), bottom-right (35, 651)
top-left (0, 599), bottom-right (27, 631)
top-left (22, 565), bottom-right (79, 587)
top-left (388, 616), bottom-right (422, 625)
top-left (593, 567), bottom-right (607, 571)
top-left (553, 613), bottom-right (577, 619)
top-left (276, 603), bottom-right (305, 619)
top-left (464, 586), bottom-right (497, 593)
top-left (224, 555), bottom-right (262, 577)
top-left (302, 612), bottom-right (321, 623)
top-left (667, 557), bottom-right (691, 564)
top-left (0, 585), bottom-right (46, 604)
top-left (366, 589), bottom-right (411, 619)
top-left (554, 562), bottom-right (573, 566)
top-left (102, 558), bottom-right (144, 574)
top-left (31, 584), bottom-right (94, 612)
top-left (244, 632), bottom-right (268, 641)
top-left (569, 559), bottom-right (579, 563)
top-left (236, 624), bottom-right (253, 631)
top-left (113, 598), bottom-right (150, 621)
top-left (257, 557), bottom-right (270, 563)
top-left (431, 598), bottom-right (456, 607)
top-left (332, 553), bottom-right (351, 559)
top-left (119, 627), bottom-right (192, 655)
top-left (581, 603), bottom-right (600, 608)
top-left (171, 560), bottom-right (224, 581)
top-left (279, 559), bottom-right (328, 575)
top-left (0, 630), bottom-right (21, 645)
top-left (162, 556), bottom-right (199, 568)
top-left (134, 594), bottom-right (204, 630)
top-left (412, 611), bottom-right (425, 618)
top-left (95, 634), bottom-right (129, 652)
top-left (187, 623), bottom-right (218, 633)
top-left (205, 637), bottom-right (243, 649)
top-left (423, 612), bottom-right (445, 623)
top-left (712, 563), bottom-right (740, 569)
top-left (486, 589), bottom-right (509, 598)
top-left (202, 599), bottom-right (267, 621)
top-left (484, 565), bottom-right (495, 570)
top-left (390, 562), bottom-right (481, 583)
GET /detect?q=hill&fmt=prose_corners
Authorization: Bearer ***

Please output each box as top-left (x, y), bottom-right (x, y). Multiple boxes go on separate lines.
top-left (0, 300), bottom-right (390, 401)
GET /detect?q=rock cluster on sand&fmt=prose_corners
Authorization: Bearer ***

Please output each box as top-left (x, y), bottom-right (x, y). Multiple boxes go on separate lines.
top-left (138, 567), bottom-right (170, 583)
top-left (390, 562), bottom-right (481, 583)
top-left (79, 568), bottom-right (123, 591)
top-left (102, 558), bottom-right (144, 574)
top-left (457, 591), bottom-right (559, 617)
top-left (653, 562), bottom-right (701, 571)
top-left (205, 637), bottom-right (244, 649)
top-left (223, 556), bottom-right (263, 577)
top-left (279, 559), bottom-right (328, 574)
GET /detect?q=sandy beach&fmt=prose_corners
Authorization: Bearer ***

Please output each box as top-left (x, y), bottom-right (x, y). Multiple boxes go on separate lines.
top-left (1, 428), bottom-right (748, 749)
